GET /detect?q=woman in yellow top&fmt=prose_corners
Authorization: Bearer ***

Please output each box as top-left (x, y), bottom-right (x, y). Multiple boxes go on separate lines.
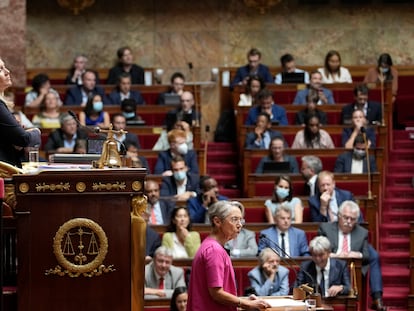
top-left (162, 206), bottom-right (200, 258)
top-left (32, 91), bottom-right (62, 128)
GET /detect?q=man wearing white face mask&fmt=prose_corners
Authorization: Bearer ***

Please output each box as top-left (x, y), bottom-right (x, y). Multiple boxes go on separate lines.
top-left (334, 134), bottom-right (377, 174)
top-left (154, 129), bottom-right (199, 176)
top-left (160, 156), bottom-right (200, 202)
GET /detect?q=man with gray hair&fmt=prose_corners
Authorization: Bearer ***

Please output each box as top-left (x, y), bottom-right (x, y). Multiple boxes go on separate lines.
top-left (295, 236), bottom-right (350, 297)
top-left (318, 201), bottom-right (387, 311)
top-left (301, 155), bottom-right (323, 196)
top-left (144, 246), bottom-right (186, 299)
top-left (247, 248), bottom-right (289, 296)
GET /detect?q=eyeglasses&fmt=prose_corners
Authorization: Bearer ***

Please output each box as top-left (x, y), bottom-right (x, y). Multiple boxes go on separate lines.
top-left (339, 214), bottom-right (357, 222)
top-left (227, 217), bottom-right (245, 226)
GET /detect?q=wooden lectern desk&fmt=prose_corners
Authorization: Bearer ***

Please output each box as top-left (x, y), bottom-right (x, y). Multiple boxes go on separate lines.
top-left (13, 168), bottom-right (147, 311)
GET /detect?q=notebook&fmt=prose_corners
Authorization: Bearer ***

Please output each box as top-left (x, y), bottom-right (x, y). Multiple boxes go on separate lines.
top-left (281, 72), bottom-right (305, 84)
top-left (262, 161), bottom-right (291, 174)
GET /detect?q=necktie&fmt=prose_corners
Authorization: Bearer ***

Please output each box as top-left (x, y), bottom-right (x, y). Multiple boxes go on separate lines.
top-left (342, 234), bottom-right (349, 253)
top-left (151, 206), bottom-right (156, 224)
top-left (280, 232), bottom-right (286, 255)
top-left (158, 277), bottom-right (164, 289)
top-left (320, 269), bottom-right (326, 297)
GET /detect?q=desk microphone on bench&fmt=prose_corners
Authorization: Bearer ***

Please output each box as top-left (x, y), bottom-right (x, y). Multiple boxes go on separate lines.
top-left (259, 234), bottom-right (319, 298)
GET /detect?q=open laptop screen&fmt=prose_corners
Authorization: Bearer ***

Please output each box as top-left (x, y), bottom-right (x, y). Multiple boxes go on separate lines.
top-left (262, 161), bottom-right (291, 174)
top-left (281, 72), bottom-right (305, 84)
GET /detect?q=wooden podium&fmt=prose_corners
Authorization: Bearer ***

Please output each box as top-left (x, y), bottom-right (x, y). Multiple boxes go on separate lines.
top-left (13, 168), bottom-right (147, 311)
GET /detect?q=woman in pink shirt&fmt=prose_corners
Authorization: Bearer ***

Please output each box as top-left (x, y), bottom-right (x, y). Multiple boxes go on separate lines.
top-left (187, 201), bottom-right (271, 311)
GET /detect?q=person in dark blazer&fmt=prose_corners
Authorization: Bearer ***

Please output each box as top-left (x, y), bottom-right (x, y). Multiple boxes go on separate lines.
top-left (111, 113), bottom-right (141, 149)
top-left (257, 205), bottom-right (310, 257)
top-left (341, 84), bottom-right (382, 125)
top-left (154, 129), bottom-right (199, 175)
top-left (230, 48), bottom-right (273, 88)
top-left (292, 71), bottom-right (335, 105)
top-left (334, 134), bottom-right (377, 174)
top-left (247, 248), bottom-right (289, 296)
top-left (295, 236), bottom-right (350, 297)
top-left (64, 70), bottom-right (107, 106)
top-left (145, 179), bottom-right (175, 225)
top-left (295, 93), bottom-right (327, 126)
top-left (255, 137), bottom-right (299, 174)
top-left (245, 89), bottom-right (288, 126)
top-left (188, 176), bottom-right (228, 224)
top-left (44, 112), bottom-right (88, 155)
top-left (300, 155), bottom-right (323, 197)
top-left (245, 112), bottom-right (286, 149)
top-left (160, 156), bottom-right (200, 202)
top-left (341, 108), bottom-right (377, 148)
top-left (165, 91), bottom-right (200, 131)
top-left (107, 72), bottom-right (145, 105)
top-left (318, 200), bottom-right (387, 311)
top-left (106, 46), bottom-right (144, 85)
top-left (308, 171), bottom-right (360, 223)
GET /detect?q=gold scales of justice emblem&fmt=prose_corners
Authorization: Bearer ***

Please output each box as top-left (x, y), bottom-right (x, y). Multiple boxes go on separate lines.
top-left (45, 218), bottom-right (115, 277)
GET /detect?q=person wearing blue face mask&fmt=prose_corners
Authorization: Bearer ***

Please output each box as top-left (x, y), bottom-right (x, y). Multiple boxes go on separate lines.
top-left (79, 94), bottom-right (110, 128)
top-left (160, 156), bottom-right (200, 202)
top-left (264, 175), bottom-right (304, 224)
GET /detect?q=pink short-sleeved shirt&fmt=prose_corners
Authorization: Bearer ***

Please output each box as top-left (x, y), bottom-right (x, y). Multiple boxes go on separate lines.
top-left (187, 236), bottom-right (237, 311)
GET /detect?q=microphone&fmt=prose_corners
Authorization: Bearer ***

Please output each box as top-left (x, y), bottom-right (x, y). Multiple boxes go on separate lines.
top-left (360, 126), bottom-right (365, 134)
top-left (260, 233), bottom-right (318, 296)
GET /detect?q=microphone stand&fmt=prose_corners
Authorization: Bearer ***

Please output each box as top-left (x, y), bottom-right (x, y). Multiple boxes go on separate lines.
top-left (360, 127), bottom-right (372, 199)
top-left (260, 234), bottom-right (321, 305)
top-left (378, 72), bottom-right (385, 126)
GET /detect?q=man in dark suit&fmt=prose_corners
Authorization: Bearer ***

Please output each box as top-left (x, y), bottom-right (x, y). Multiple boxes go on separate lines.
top-left (44, 112), bottom-right (88, 154)
top-left (318, 200), bottom-right (387, 311)
top-left (308, 171), bottom-right (359, 223)
top-left (154, 129), bottom-right (199, 175)
top-left (106, 46), bottom-right (144, 85)
top-left (188, 176), bottom-right (228, 224)
top-left (295, 236), bottom-right (350, 297)
top-left (230, 48), bottom-right (273, 88)
top-left (111, 113), bottom-right (141, 149)
top-left (64, 69), bottom-right (107, 106)
top-left (107, 72), bottom-right (145, 105)
top-left (301, 155), bottom-right (323, 197)
top-left (341, 84), bottom-right (382, 125)
top-left (145, 179), bottom-right (174, 225)
top-left (245, 112), bottom-right (286, 149)
top-left (245, 89), bottom-right (288, 126)
top-left (165, 91), bottom-right (200, 131)
top-left (257, 205), bottom-right (310, 257)
top-left (160, 156), bottom-right (200, 202)
top-left (334, 134), bottom-right (377, 174)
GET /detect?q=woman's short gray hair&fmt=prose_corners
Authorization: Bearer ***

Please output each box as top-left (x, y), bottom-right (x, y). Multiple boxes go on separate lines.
top-left (309, 236), bottom-right (331, 254)
top-left (258, 248), bottom-right (279, 265)
top-left (208, 201), bottom-right (244, 225)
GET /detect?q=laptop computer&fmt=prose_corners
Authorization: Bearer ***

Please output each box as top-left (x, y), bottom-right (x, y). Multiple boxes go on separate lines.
top-left (281, 72), bottom-right (305, 84)
top-left (164, 93), bottom-right (182, 105)
top-left (86, 137), bottom-right (106, 154)
top-left (262, 161), bottom-right (291, 174)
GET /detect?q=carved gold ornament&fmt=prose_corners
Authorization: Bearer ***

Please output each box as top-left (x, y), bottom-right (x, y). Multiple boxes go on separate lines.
top-left (45, 218), bottom-right (115, 277)
top-left (76, 182), bottom-right (86, 192)
top-left (92, 181), bottom-right (126, 191)
top-left (131, 181), bottom-right (142, 191)
top-left (36, 182), bottom-right (70, 192)
top-left (18, 182), bottom-right (29, 193)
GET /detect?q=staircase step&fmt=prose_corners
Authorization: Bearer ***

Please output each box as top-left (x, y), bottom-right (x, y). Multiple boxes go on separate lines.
top-left (386, 174), bottom-right (414, 187)
top-left (383, 198), bottom-right (414, 211)
top-left (207, 163), bottom-right (238, 175)
top-left (383, 286), bottom-right (410, 308)
top-left (214, 175), bottom-right (238, 187)
top-left (379, 251), bottom-right (410, 266)
top-left (384, 186), bottom-right (414, 198)
top-left (207, 142), bottom-right (236, 151)
top-left (379, 223), bottom-right (410, 237)
top-left (387, 163), bottom-right (414, 174)
top-left (380, 237), bottom-right (410, 251)
top-left (389, 150), bottom-right (414, 162)
top-left (383, 210), bottom-right (414, 222)
top-left (207, 151), bottom-right (237, 163)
